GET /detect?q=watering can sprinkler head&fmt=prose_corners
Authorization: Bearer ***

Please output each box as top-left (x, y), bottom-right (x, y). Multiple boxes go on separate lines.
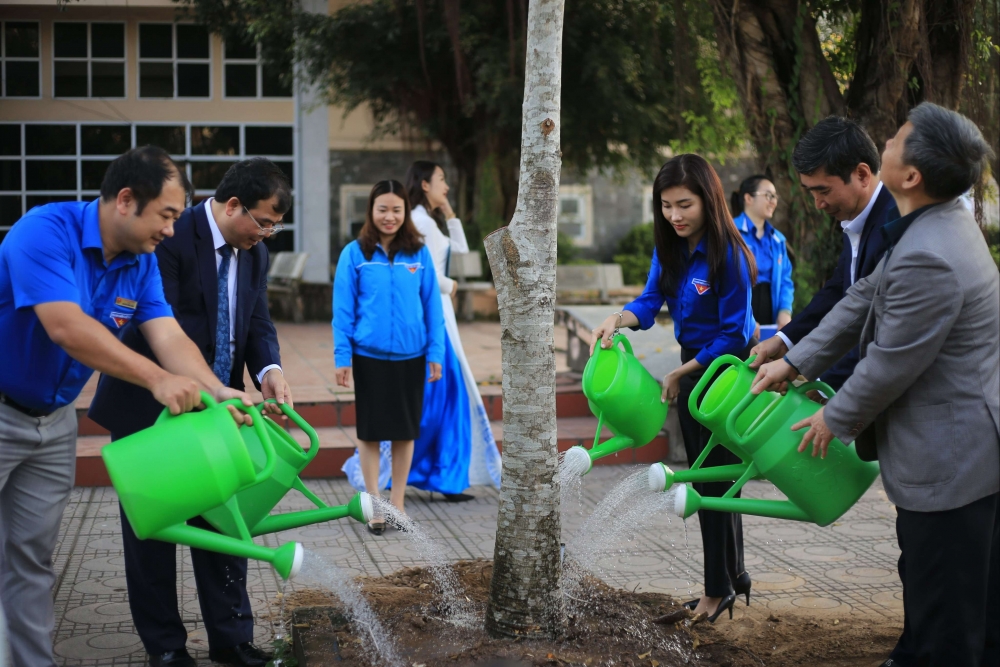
top-left (564, 446), bottom-right (593, 476)
top-left (272, 542), bottom-right (305, 580)
top-left (672, 484), bottom-right (702, 520)
top-left (350, 492), bottom-right (375, 524)
top-left (647, 463), bottom-right (675, 492)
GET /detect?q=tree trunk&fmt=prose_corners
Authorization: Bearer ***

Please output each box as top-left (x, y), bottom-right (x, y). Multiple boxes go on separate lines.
top-left (483, 0), bottom-right (565, 641)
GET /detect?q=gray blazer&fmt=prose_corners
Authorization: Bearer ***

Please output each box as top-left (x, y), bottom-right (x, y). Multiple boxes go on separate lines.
top-left (787, 198), bottom-right (1000, 512)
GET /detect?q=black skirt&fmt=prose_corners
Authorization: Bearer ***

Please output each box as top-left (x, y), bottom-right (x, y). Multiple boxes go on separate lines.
top-left (751, 281), bottom-right (773, 325)
top-left (352, 354), bottom-right (426, 441)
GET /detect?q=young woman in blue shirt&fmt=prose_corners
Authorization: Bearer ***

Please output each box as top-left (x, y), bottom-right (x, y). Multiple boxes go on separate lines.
top-left (592, 154), bottom-right (758, 623)
top-left (333, 180), bottom-right (444, 534)
top-left (731, 175), bottom-right (794, 332)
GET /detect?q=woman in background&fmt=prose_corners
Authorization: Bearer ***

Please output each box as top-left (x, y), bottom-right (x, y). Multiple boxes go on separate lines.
top-left (731, 175), bottom-right (793, 332)
top-left (333, 180), bottom-right (444, 534)
top-left (592, 154), bottom-right (757, 623)
top-left (343, 162), bottom-right (502, 502)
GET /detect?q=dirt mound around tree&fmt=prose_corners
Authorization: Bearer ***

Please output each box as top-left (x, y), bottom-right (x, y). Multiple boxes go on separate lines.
top-left (278, 559), bottom-right (900, 666)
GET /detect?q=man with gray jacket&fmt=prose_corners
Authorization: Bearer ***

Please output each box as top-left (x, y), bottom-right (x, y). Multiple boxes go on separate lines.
top-left (751, 103), bottom-right (998, 665)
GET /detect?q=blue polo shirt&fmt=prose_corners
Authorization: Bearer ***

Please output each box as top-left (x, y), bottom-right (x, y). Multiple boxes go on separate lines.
top-left (624, 239), bottom-right (754, 366)
top-left (0, 200), bottom-right (173, 412)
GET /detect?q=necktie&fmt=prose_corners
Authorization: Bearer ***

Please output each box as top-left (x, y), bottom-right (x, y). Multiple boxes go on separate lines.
top-left (212, 245), bottom-right (233, 385)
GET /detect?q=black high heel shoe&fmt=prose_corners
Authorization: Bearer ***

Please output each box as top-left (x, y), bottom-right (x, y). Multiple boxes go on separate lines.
top-left (733, 571), bottom-right (752, 606)
top-left (682, 599), bottom-right (699, 610)
top-left (706, 593), bottom-right (737, 623)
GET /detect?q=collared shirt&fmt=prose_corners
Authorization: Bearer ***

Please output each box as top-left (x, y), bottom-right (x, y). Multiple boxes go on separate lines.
top-left (842, 181), bottom-right (883, 285)
top-left (203, 199), bottom-right (280, 384)
top-left (623, 238), bottom-right (754, 366)
top-left (743, 218), bottom-right (774, 281)
top-left (0, 199), bottom-right (172, 411)
top-left (881, 202), bottom-right (941, 248)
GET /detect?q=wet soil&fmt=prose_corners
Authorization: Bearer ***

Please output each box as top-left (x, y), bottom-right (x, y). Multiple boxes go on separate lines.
top-left (277, 560), bottom-right (900, 667)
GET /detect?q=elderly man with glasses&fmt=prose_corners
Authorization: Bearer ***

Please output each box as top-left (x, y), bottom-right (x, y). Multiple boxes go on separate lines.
top-left (88, 157), bottom-right (294, 667)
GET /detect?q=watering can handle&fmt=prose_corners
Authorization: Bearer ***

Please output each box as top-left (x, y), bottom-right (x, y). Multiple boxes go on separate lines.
top-left (154, 390), bottom-right (218, 425)
top-left (724, 390), bottom-right (759, 448)
top-left (689, 354), bottom-right (747, 421)
top-left (228, 401), bottom-right (276, 487)
top-left (794, 380), bottom-right (836, 402)
top-left (610, 333), bottom-right (632, 355)
top-left (259, 400), bottom-right (321, 465)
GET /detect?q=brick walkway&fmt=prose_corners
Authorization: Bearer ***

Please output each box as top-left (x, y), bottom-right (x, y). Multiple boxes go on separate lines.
top-left (51, 468), bottom-right (902, 665)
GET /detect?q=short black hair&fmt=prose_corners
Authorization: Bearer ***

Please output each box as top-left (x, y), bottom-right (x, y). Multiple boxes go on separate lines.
top-left (214, 158), bottom-right (292, 214)
top-left (904, 103), bottom-right (995, 200)
top-left (792, 116), bottom-right (880, 183)
top-left (100, 145), bottom-right (192, 214)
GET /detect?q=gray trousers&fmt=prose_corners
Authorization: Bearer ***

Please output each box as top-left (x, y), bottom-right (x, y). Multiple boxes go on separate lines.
top-left (0, 402), bottom-right (77, 667)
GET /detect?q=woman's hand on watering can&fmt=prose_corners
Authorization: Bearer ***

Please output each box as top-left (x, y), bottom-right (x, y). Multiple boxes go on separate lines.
top-left (750, 358), bottom-right (799, 395)
top-left (261, 369), bottom-right (294, 413)
top-left (661, 370), bottom-right (681, 403)
top-left (212, 386), bottom-right (255, 426)
top-left (428, 362), bottom-right (442, 382)
top-left (335, 367), bottom-right (352, 388)
top-left (589, 311), bottom-right (637, 355)
top-left (792, 407), bottom-right (835, 459)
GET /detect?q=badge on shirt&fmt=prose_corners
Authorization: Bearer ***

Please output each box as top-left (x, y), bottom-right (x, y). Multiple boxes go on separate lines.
top-left (114, 296), bottom-right (138, 310)
top-left (110, 311), bottom-right (133, 328)
top-left (691, 278), bottom-right (711, 295)
top-left (405, 264), bottom-right (420, 274)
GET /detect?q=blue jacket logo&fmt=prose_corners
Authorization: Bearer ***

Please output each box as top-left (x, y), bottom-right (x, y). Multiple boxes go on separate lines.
top-left (692, 278), bottom-right (711, 295)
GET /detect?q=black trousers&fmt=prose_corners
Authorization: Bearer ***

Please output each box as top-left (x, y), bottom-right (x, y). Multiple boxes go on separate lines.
top-left (675, 346), bottom-right (753, 598)
top-left (114, 436), bottom-right (253, 655)
top-left (887, 492), bottom-right (999, 666)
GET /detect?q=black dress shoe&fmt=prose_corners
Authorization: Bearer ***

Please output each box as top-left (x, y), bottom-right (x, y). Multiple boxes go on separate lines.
top-left (148, 648), bottom-right (196, 667)
top-left (209, 642), bottom-right (273, 667)
top-left (441, 492), bottom-right (475, 502)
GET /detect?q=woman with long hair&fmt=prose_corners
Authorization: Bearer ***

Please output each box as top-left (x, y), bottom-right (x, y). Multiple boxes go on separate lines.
top-left (333, 180), bottom-right (444, 533)
top-left (344, 161), bottom-right (502, 501)
top-left (592, 154), bottom-right (757, 622)
top-left (730, 175), bottom-right (794, 331)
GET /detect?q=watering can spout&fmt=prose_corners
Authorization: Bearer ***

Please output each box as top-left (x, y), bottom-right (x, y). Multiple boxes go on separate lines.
top-left (563, 446), bottom-right (593, 476)
top-left (647, 462), bottom-right (675, 492)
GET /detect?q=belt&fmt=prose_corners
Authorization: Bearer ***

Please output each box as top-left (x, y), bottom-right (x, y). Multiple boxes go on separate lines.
top-left (0, 393), bottom-right (53, 418)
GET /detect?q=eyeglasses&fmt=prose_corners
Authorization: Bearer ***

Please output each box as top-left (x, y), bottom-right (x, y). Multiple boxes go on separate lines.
top-left (243, 206), bottom-right (284, 236)
top-left (752, 192), bottom-right (779, 203)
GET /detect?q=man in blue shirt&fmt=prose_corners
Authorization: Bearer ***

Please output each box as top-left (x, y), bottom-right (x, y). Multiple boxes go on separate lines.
top-left (0, 146), bottom-right (251, 667)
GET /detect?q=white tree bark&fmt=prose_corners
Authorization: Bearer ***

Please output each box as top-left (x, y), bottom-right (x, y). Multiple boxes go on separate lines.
top-left (483, 0), bottom-right (565, 640)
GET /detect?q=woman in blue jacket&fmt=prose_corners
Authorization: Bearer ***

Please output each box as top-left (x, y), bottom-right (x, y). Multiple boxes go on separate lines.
top-left (333, 180), bottom-right (444, 533)
top-left (592, 154), bottom-right (757, 623)
top-left (731, 175), bottom-right (794, 332)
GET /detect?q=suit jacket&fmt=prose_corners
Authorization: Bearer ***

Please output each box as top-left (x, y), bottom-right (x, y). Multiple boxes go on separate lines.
top-left (780, 185), bottom-right (896, 389)
top-left (787, 199), bottom-right (1000, 512)
top-left (89, 203), bottom-right (281, 438)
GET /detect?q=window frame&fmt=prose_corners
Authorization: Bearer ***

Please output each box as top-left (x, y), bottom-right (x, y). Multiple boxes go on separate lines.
top-left (51, 20), bottom-right (127, 100)
top-left (1, 20), bottom-right (42, 99)
top-left (339, 184), bottom-right (374, 243)
top-left (137, 22), bottom-right (212, 100)
top-left (1, 123), bottom-right (297, 249)
top-left (558, 184), bottom-right (594, 247)
top-left (222, 39), bottom-right (291, 99)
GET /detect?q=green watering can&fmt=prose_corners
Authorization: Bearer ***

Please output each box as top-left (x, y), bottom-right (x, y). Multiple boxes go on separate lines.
top-left (103, 393), bottom-right (373, 579)
top-left (650, 369), bottom-right (880, 527)
top-left (564, 334), bottom-right (669, 475)
top-left (646, 354), bottom-right (780, 494)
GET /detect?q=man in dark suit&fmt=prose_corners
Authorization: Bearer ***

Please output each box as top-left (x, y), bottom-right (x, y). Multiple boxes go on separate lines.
top-left (750, 116), bottom-right (895, 391)
top-left (89, 158), bottom-right (294, 667)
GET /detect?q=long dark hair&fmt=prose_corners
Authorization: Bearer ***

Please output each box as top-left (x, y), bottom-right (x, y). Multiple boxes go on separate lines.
top-left (729, 174), bottom-right (770, 217)
top-left (652, 154), bottom-right (757, 298)
top-left (357, 180), bottom-right (424, 260)
top-left (404, 160), bottom-right (447, 232)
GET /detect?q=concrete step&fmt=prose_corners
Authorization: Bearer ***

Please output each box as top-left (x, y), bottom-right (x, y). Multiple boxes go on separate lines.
top-left (73, 414), bottom-right (669, 486)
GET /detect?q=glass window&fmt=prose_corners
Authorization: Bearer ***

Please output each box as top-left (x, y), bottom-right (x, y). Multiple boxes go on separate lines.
top-left (53, 23), bottom-right (126, 98)
top-left (81, 125), bottom-right (130, 155)
top-left (0, 195), bottom-right (21, 227)
top-left (262, 231), bottom-right (294, 253)
top-left (26, 160), bottom-right (77, 191)
top-left (191, 161), bottom-right (234, 189)
top-left (245, 126), bottom-right (293, 156)
top-left (26, 194), bottom-right (76, 210)
top-left (191, 126), bottom-right (239, 155)
top-left (81, 160), bottom-right (113, 190)
top-left (139, 24), bottom-right (209, 98)
top-left (26, 125), bottom-right (76, 156)
top-left (2, 22), bottom-right (40, 97)
top-left (0, 125), bottom-right (21, 155)
top-left (0, 160), bottom-right (21, 190)
top-left (136, 125), bottom-right (185, 154)
top-left (223, 36), bottom-right (291, 98)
